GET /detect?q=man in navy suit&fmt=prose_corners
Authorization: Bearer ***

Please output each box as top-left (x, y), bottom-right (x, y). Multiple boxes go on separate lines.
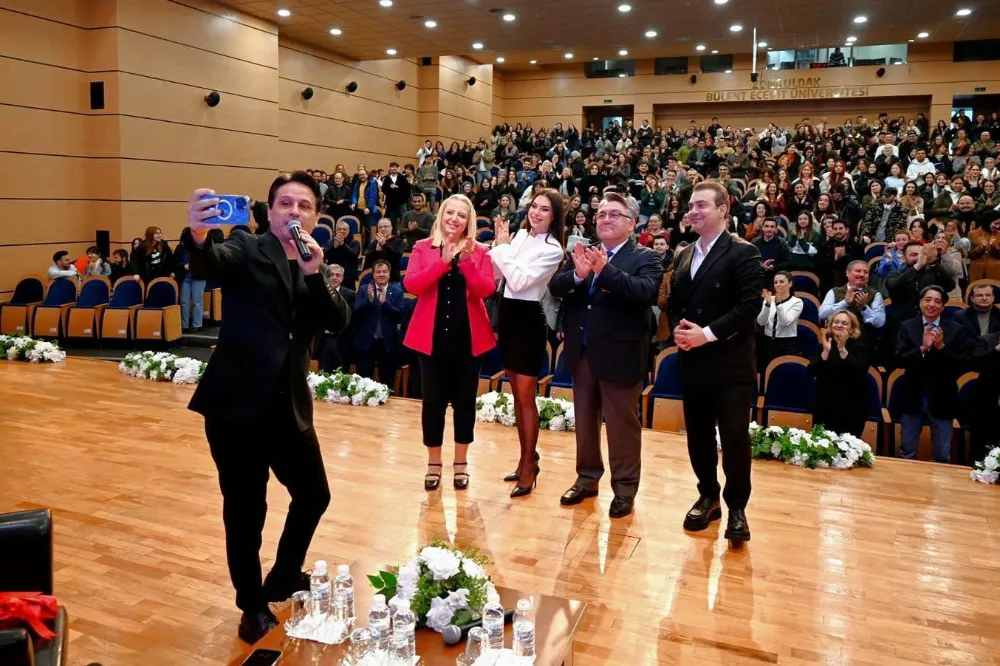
top-left (354, 259), bottom-right (405, 387)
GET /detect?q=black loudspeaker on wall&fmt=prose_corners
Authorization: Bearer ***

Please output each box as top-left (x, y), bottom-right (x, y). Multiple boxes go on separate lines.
top-left (419, 57), bottom-right (433, 66)
top-left (346, 81), bottom-right (358, 93)
top-left (467, 77), bottom-right (477, 86)
top-left (876, 67), bottom-right (886, 78)
top-left (750, 72), bottom-right (759, 83)
top-left (396, 80), bottom-right (407, 91)
top-left (205, 91), bottom-right (221, 107)
top-left (302, 87), bottom-right (314, 100)
top-left (89, 81), bottom-right (105, 110)
top-left (96, 230), bottom-right (110, 260)
top-left (689, 74), bottom-right (698, 84)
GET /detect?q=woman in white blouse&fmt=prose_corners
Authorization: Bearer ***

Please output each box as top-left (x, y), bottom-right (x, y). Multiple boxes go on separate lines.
top-left (490, 189), bottom-right (566, 498)
top-left (756, 271), bottom-right (803, 370)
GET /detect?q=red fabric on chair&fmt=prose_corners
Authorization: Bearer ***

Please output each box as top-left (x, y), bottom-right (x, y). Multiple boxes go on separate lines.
top-left (0, 592), bottom-right (58, 640)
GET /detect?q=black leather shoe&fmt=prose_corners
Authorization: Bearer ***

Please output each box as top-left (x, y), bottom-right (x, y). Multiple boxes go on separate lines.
top-left (453, 463), bottom-right (470, 491)
top-left (238, 608), bottom-right (279, 644)
top-left (560, 485), bottom-right (598, 506)
top-left (724, 508), bottom-right (751, 543)
top-left (503, 451), bottom-right (541, 482)
top-left (683, 496), bottom-right (722, 532)
top-left (263, 570), bottom-right (309, 603)
top-left (609, 495), bottom-right (634, 518)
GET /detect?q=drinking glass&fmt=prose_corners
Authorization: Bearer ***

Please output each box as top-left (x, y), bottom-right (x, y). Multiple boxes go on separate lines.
top-left (287, 590), bottom-right (313, 630)
top-left (465, 627), bottom-right (487, 660)
top-left (349, 627), bottom-right (373, 662)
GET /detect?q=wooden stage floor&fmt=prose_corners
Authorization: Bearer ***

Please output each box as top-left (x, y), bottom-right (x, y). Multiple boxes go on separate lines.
top-left (1, 359), bottom-right (1000, 666)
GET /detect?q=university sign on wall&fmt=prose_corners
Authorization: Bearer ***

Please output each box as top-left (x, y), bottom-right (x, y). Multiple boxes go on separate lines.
top-left (706, 77), bottom-right (870, 102)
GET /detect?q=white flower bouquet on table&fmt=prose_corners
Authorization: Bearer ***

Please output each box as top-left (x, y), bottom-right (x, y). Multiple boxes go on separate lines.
top-left (367, 539), bottom-right (494, 633)
top-left (971, 446), bottom-right (1000, 484)
top-left (0, 335), bottom-right (66, 363)
top-left (749, 421), bottom-right (874, 470)
top-left (307, 371), bottom-right (390, 407)
top-left (119, 351), bottom-right (206, 384)
top-left (475, 391), bottom-right (575, 431)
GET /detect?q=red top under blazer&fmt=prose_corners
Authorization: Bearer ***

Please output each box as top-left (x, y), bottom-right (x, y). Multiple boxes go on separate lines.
top-left (402, 238), bottom-right (498, 357)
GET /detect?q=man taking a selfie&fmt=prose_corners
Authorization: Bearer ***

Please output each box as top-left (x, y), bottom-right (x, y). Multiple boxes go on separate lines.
top-left (183, 172), bottom-right (351, 644)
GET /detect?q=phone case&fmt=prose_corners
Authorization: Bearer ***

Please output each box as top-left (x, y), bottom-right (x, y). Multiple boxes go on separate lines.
top-left (202, 194), bottom-right (251, 226)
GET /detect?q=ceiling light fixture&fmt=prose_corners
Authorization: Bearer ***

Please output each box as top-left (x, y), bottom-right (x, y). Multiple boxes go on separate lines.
top-left (424, 19), bottom-right (437, 28)
top-left (846, 36), bottom-right (857, 42)
top-left (386, 48), bottom-right (397, 55)
top-left (853, 15), bottom-right (867, 23)
top-left (529, 59), bottom-right (537, 64)
top-left (618, 3), bottom-right (631, 12)
top-left (472, 42), bottom-right (484, 49)
top-left (619, 49), bottom-right (628, 56)
top-left (565, 53), bottom-right (574, 59)
top-left (956, 8), bottom-right (972, 16)
top-left (592, 56), bottom-right (599, 60)
top-left (330, 27), bottom-right (342, 35)
top-left (502, 13), bottom-right (516, 21)
top-left (729, 23), bottom-right (742, 32)
top-left (645, 29), bottom-right (658, 38)
top-left (711, 49), bottom-right (719, 54)
top-left (696, 44), bottom-right (706, 51)
top-left (758, 41), bottom-right (768, 47)
top-left (496, 56), bottom-right (505, 62)
top-left (378, 0), bottom-right (392, 6)
top-left (276, 8), bottom-right (291, 17)
top-left (714, 0), bottom-right (728, 4)
top-left (917, 31), bottom-right (929, 38)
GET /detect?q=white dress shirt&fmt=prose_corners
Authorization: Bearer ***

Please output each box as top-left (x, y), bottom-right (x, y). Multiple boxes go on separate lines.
top-left (490, 229), bottom-right (565, 301)
top-left (757, 296), bottom-right (803, 338)
top-left (688, 229), bottom-right (725, 342)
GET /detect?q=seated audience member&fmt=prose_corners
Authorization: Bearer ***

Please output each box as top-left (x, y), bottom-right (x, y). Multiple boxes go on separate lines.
top-left (970, 322), bottom-right (1000, 462)
top-left (895, 286), bottom-right (973, 462)
top-left (82, 246), bottom-right (111, 278)
top-left (930, 175), bottom-right (966, 220)
top-left (756, 271), bottom-right (803, 368)
top-left (353, 260), bottom-right (405, 385)
top-left (651, 235), bottom-right (673, 268)
top-left (109, 249), bottom-right (134, 284)
top-left (859, 186), bottom-right (907, 244)
top-left (876, 230), bottom-right (911, 280)
top-left (47, 250), bottom-right (81, 281)
top-left (932, 232), bottom-right (965, 302)
top-left (638, 214), bottom-right (665, 247)
top-left (131, 226), bottom-right (174, 282)
top-left (961, 283), bottom-right (1000, 337)
top-left (401, 192), bottom-right (436, 250)
top-left (786, 211), bottom-right (822, 271)
top-left (818, 260), bottom-right (886, 343)
top-left (491, 193), bottom-right (519, 228)
top-left (317, 264), bottom-right (356, 372)
top-left (567, 209), bottom-right (597, 243)
top-left (811, 310), bottom-right (870, 437)
top-left (885, 242), bottom-right (957, 326)
top-left (816, 219), bottom-right (863, 291)
top-left (968, 212), bottom-right (1000, 281)
top-left (909, 217), bottom-right (931, 244)
top-left (324, 220), bottom-right (360, 287)
top-left (363, 218), bottom-right (406, 283)
top-left (323, 171), bottom-right (353, 219)
top-left (752, 218), bottom-right (791, 281)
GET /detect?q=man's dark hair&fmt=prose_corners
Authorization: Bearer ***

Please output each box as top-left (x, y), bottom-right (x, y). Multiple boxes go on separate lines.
top-left (920, 284), bottom-right (948, 303)
top-left (904, 240), bottom-right (923, 253)
top-left (389, 161), bottom-right (399, 168)
top-left (267, 171), bottom-right (321, 208)
top-left (372, 259), bottom-right (391, 272)
top-left (86, 245), bottom-right (101, 255)
top-left (832, 219), bottom-right (847, 228)
top-left (53, 250), bottom-right (69, 263)
top-left (112, 249), bottom-right (128, 261)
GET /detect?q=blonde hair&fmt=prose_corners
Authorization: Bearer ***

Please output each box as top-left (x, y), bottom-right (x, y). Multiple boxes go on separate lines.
top-left (827, 310), bottom-right (862, 340)
top-left (430, 194), bottom-right (478, 247)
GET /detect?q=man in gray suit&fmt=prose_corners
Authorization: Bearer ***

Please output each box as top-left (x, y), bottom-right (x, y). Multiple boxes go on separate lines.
top-left (548, 192), bottom-right (663, 518)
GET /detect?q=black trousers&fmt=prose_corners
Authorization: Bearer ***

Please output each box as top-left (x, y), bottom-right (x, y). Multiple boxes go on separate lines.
top-left (356, 340), bottom-right (397, 387)
top-left (205, 406), bottom-right (331, 613)
top-left (418, 353), bottom-right (482, 447)
top-left (682, 382), bottom-right (754, 510)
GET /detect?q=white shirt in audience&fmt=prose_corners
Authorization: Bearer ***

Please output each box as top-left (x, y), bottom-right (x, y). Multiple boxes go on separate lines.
top-left (490, 229), bottom-right (564, 302)
top-left (47, 264), bottom-right (80, 281)
top-left (756, 295), bottom-right (803, 338)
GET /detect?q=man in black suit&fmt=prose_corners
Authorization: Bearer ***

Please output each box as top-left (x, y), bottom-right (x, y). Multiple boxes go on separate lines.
top-left (667, 180), bottom-right (764, 544)
top-left (548, 192), bottom-right (662, 519)
top-left (895, 286), bottom-right (972, 462)
top-left (316, 263), bottom-right (356, 372)
top-left (380, 161), bottom-right (411, 225)
top-left (960, 283), bottom-right (1000, 338)
top-left (353, 259), bottom-right (405, 386)
top-left (960, 284), bottom-right (1000, 461)
top-left (184, 173), bottom-right (351, 644)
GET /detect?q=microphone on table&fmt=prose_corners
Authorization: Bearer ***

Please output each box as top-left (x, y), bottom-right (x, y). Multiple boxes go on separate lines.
top-left (287, 219), bottom-right (313, 262)
top-left (441, 609), bottom-right (515, 645)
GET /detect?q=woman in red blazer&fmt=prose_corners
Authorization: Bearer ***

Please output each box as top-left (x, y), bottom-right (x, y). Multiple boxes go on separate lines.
top-left (403, 194), bottom-right (497, 491)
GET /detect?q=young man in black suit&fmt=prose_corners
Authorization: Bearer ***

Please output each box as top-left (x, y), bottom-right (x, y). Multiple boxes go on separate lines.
top-left (184, 173), bottom-right (352, 643)
top-left (353, 259), bottom-right (405, 386)
top-left (548, 192), bottom-right (662, 519)
top-left (667, 180), bottom-right (764, 544)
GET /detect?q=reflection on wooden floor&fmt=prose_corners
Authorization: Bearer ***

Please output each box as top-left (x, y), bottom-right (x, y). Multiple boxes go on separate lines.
top-left (1, 359), bottom-right (1000, 666)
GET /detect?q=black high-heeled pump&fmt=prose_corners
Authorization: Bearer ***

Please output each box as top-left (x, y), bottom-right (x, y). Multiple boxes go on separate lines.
top-left (510, 468), bottom-right (539, 498)
top-left (425, 463), bottom-right (442, 491)
top-left (503, 451), bottom-right (541, 482)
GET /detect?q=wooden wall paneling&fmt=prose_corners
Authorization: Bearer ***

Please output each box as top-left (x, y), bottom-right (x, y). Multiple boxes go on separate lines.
top-left (117, 116), bottom-right (279, 170)
top-left (0, 154), bottom-right (120, 200)
top-left (0, 107), bottom-right (120, 158)
top-left (0, 8), bottom-right (84, 69)
top-left (118, 162), bottom-right (274, 208)
top-left (0, 201), bottom-right (120, 244)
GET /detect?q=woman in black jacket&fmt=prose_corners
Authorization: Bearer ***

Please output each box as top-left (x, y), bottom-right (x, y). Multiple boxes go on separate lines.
top-left (473, 178), bottom-right (498, 213)
top-left (811, 310), bottom-right (870, 437)
top-left (131, 225), bottom-right (175, 283)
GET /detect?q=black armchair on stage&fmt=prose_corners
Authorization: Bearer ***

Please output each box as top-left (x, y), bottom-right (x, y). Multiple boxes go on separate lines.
top-left (0, 509), bottom-right (68, 666)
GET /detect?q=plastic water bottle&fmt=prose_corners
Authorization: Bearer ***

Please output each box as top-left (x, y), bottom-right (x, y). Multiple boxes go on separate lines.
top-left (368, 594), bottom-right (391, 651)
top-left (482, 590), bottom-right (505, 650)
top-left (310, 560), bottom-right (332, 616)
top-left (392, 598), bottom-right (417, 661)
top-left (512, 598), bottom-right (535, 658)
top-left (334, 564), bottom-right (355, 626)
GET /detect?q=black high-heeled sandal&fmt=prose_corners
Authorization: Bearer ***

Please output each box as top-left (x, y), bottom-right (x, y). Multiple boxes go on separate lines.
top-left (510, 467), bottom-right (539, 498)
top-left (425, 463), bottom-right (442, 491)
top-left (503, 451), bottom-right (541, 482)
top-left (453, 463), bottom-right (470, 491)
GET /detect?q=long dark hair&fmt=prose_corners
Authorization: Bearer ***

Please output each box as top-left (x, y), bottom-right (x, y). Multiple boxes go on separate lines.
top-left (529, 189), bottom-right (565, 247)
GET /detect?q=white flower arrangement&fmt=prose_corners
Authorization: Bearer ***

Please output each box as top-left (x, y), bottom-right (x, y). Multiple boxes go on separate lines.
top-left (0, 335), bottom-right (66, 363)
top-left (749, 421), bottom-right (874, 469)
top-left (307, 371), bottom-right (390, 407)
top-left (971, 446), bottom-right (1000, 484)
top-left (368, 539), bottom-right (494, 634)
top-left (475, 391), bottom-right (575, 431)
top-left (119, 351), bottom-right (206, 384)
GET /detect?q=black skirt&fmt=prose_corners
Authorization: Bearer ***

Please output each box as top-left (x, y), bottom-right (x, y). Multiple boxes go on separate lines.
top-left (498, 297), bottom-right (547, 376)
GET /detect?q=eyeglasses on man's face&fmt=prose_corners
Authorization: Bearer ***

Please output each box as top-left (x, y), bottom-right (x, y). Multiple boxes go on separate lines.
top-left (595, 210), bottom-right (634, 223)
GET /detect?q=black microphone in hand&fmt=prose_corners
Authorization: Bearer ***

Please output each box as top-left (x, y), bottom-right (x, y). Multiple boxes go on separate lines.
top-left (287, 220), bottom-right (313, 262)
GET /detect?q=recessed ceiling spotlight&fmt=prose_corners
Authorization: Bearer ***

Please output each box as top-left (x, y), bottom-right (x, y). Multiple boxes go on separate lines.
top-left (758, 41), bottom-right (768, 47)
top-left (502, 13), bottom-right (516, 21)
top-left (496, 56), bottom-right (505, 62)
top-left (846, 36), bottom-right (857, 42)
top-left (917, 31), bottom-right (929, 38)
top-left (592, 56), bottom-right (599, 60)
top-left (619, 49), bottom-right (628, 56)
top-left (696, 44), bottom-right (706, 51)
top-left (529, 59), bottom-right (537, 64)
top-left (956, 8), bottom-right (972, 16)
top-left (378, 0), bottom-right (392, 6)
top-left (711, 49), bottom-right (719, 54)
top-left (565, 53), bottom-right (574, 59)
top-left (645, 29), bottom-right (658, 38)
top-left (853, 15), bottom-right (867, 23)
top-left (424, 19), bottom-right (437, 28)
top-left (276, 8), bottom-right (291, 17)
top-left (725, 69), bottom-right (732, 73)
top-left (714, 0), bottom-right (728, 4)
top-left (729, 23), bottom-right (742, 32)
top-left (472, 42), bottom-right (484, 49)
top-left (330, 27), bottom-right (342, 35)
top-left (386, 48), bottom-right (397, 55)
top-left (618, 3), bottom-right (631, 12)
